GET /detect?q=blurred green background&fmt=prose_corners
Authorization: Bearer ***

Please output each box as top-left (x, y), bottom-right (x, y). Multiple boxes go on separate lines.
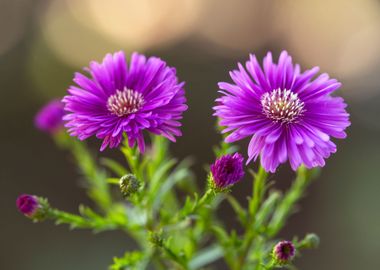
top-left (2, 0), bottom-right (380, 269)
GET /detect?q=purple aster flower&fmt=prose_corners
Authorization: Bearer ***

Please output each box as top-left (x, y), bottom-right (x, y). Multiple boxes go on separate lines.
top-left (210, 153), bottom-right (245, 188)
top-left (63, 51), bottom-right (187, 152)
top-left (16, 194), bottom-right (39, 217)
top-left (34, 99), bottom-right (65, 134)
top-left (214, 51), bottom-right (350, 172)
top-left (272, 240), bottom-right (296, 264)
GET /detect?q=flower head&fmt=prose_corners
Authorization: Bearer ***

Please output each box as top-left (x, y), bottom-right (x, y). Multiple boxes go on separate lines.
top-left (272, 240), bottom-right (296, 265)
top-left (210, 153), bottom-right (245, 189)
top-left (16, 194), bottom-right (39, 217)
top-left (214, 51), bottom-right (350, 172)
top-left (34, 100), bottom-right (65, 134)
top-left (63, 51), bottom-right (187, 152)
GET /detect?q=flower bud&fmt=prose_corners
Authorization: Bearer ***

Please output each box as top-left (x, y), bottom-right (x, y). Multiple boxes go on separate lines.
top-left (16, 194), bottom-right (48, 221)
top-left (119, 174), bottom-right (140, 197)
top-left (299, 233), bottom-right (320, 249)
top-left (272, 240), bottom-right (296, 265)
top-left (34, 99), bottom-right (65, 134)
top-left (210, 153), bottom-right (244, 191)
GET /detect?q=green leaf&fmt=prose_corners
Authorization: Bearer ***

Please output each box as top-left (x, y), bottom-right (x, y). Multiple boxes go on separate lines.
top-left (227, 195), bottom-right (247, 225)
top-left (101, 158), bottom-right (128, 177)
top-left (254, 191), bottom-right (281, 231)
top-left (150, 158), bottom-right (177, 190)
top-left (59, 137), bottom-right (112, 211)
top-left (267, 167), bottom-right (316, 237)
top-left (189, 245), bottom-right (224, 270)
top-left (152, 158), bottom-right (193, 212)
top-left (109, 251), bottom-right (147, 270)
top-left (211, 225), bottom-right (229, 245)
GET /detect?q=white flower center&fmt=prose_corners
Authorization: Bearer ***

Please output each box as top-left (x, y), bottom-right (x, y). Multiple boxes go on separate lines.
top-left (107, 88), bottom-right (144, 117)
top-left (261, 89), bottom-right (305, 124)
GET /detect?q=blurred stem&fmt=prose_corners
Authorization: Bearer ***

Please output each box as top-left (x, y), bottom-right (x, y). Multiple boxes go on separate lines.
top-left (172, 188), bottom-right (215, 226)
top-left (236, 165), bottom-right (268, 270)
top-left (249, 166), bottom-right (268, 218)
top-left (267, 166), bottom-right (315, 237)
top-left (48, 208), bottom-right (92, 228)
top-left (121, 139), bottom-right (141, 179)
top-left (260, 260), bottom-right (275, 270)
top-left (54, 131), bottom-right (112, 212)
top-left (46, 208), bottom-right (120, 231)
top-left (107, 178), bottom-right (120, 185)
top-left (197, 189), bottom-right (214, 210)
top-left (150, 248), bottom-right (168, 270)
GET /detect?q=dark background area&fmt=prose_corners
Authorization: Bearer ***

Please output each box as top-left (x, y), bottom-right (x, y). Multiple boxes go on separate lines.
top-left (1, 0), bottom-right (380, 269)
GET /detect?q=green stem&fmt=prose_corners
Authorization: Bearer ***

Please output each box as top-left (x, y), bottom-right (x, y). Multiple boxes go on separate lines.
top-left (261, 261), bottom-right (275, 270)
top-left (226, 194), bottom-right (247, 225)
top-left (161, 246), bottom-right (189, 270)
top-left (176, 188), bottom-right (215, 222)
top-left (54, 132), bottom-right (112, 212)
top-left (107, 178), bottom-right (120, 185)
top-left (267, 166), bottom-right (314, 237)
top-left (196, 189), bottom-right (214, 211)
top-left (47, 208), bottom-right (117, 231)
top-left (152, 248), bottom-right (168, 270)
top-left (236, 165), bottom-right (268, 270)
top-left (249, 166), bottom-right (269, 218)
top-left (49, 209), bottom-right (91, 227)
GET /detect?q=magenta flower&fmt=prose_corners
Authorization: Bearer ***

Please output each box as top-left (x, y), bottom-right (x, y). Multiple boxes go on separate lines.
top-left (34, 100), bottom-right (65, 134)
top-left (63, 51), bottom-right (187, 152)
top-left (214, 51), bottom-right (350, 172)
top-left (273, 240), bottom-right (296, 264)
top-left (210, 153), bottom-right (245, 188)
top-left (16, 194), bottom-right (39, 217)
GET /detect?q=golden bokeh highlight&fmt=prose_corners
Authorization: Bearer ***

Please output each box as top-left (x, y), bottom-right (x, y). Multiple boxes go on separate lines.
top-left (196, 0), bottom-right (278, 54)
top-left (68, 0), bottom-right (202, 49)
top-left (31, 0), bottom-right (380, 99)
top-left (274, 0), bottom-right (380, 79)
top-left (39, 0), bottom-right (123, 67)
top-left (38, 0), bottom-right (202, 67)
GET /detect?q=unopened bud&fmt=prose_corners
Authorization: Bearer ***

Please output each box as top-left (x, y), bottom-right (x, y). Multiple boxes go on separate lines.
top-left (272, 240), bottom-right (296, 265)
top-left (209, 153), bottom-right (244, 192)
top-left (119, 174), bottom-right (140, 197)
top-left (34, 100), bottom-right (65, 134)
top-left (16, 194), bottom-right (49, 221)
top-left (298, 233), bottom-right (320, 249)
